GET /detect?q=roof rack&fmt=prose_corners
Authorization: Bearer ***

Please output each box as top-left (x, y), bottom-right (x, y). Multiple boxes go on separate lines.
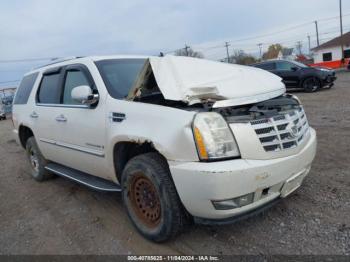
top-left (35, 56), bottom-right (85, 69)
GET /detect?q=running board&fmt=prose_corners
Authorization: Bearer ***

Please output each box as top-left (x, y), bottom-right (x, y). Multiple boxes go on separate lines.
top-left (45, 163), bottom-right (122, 192)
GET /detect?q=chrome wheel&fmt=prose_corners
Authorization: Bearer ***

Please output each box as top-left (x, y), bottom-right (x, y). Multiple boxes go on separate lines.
top-left (303, 78), bottom-right (320, 92)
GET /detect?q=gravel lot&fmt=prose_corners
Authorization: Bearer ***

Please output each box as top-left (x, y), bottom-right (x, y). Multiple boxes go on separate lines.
top-left (0, 72), bottom-right (349, 255)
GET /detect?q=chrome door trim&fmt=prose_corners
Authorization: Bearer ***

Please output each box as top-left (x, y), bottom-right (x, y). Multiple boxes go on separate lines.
top-left (39, 138), bottom-right (105, 157)
top-left (36, 103), bottom-right (89, 109)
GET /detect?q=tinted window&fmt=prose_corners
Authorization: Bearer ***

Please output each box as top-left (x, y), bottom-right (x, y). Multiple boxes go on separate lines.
top-left (344, 49), bottom-right (350, 59)
top-left (276, 61), bottom-right (295, 70)
top-left (292, 61), bottom-right (309, 68)
top-left (323, 52), bottom-right (332, 62)
top-left (63, 70), bottom-right (90, 104)
top-left (255, 62), bottom-right (275, 70)
top-left (13, 73), bottom-right (39, 104)
top-left (38, 73), bottom-right (61, 104)
top-left (95, 59), bottom-right (146, 99)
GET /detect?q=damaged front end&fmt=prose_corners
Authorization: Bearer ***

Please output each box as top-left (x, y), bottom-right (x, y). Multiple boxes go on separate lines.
top-left (126, 56), bottom-right (310, 159)
top-left (212, 95), bottom-right (311, 159)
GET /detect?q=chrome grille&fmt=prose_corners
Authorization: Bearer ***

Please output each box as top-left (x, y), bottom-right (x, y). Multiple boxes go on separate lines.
top-left (250, 107), bottom-right (310, 152)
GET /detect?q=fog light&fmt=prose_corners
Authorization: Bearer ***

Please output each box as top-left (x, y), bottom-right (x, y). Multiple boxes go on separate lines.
top-left (212, 193), bottom-right (254, 210)
top-left (237, 193), bottom-right (254, 206)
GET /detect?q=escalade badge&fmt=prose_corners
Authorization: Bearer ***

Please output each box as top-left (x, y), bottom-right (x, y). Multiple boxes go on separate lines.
top-left (290, 125), bottom-right (298, 138)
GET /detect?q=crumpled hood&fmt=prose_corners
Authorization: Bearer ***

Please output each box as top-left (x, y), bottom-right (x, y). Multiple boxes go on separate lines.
top-left (149, 55), bottom-right (285, 107)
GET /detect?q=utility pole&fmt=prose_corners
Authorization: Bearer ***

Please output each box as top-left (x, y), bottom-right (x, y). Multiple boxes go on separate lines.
top-left (296, 41), bottom-right (303, 55)
top-left (307, 35), bottom-right (311, 54)
top-left (225, 42), bottom-right (230, 63)
top-left (315, 21), bottom-right (320, 46)
top-left (184, 45), bottom-right (190, 56)
top-left (340, 0), bottom-right (344, 64)
top-left (258, 43), bottom-right (263, 60)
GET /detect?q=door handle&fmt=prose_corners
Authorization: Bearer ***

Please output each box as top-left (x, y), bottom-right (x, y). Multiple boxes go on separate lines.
top-left (55, 114), bottom-right (67, 122)
top-left (30, 112), bottom-right (39, 118)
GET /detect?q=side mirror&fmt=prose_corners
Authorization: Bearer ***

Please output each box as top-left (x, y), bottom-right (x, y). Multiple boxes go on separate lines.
top-left (71, 85), bottom-right (99, 105)
top-left (291, 67), bottom-right (299, 71)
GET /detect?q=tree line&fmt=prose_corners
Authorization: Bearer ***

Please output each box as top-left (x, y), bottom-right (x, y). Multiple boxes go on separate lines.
top-left (174, 43), bottom-right (293, 65)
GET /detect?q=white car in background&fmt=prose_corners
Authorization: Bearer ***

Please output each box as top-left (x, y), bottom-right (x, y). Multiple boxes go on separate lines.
top-left (12, 55), bottom-right (317, 242)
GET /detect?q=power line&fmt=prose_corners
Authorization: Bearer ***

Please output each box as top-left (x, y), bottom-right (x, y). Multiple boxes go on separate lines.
top-left (0, 69), bottom-right (27, 73)
top-left (200, 28), bottom-right (349, 59)
top-left (0, 80), bottom-right (20, 84)
top-left (0, 57), bottom-right (57, 64)
top-left (195, 12), bottom-right (350, 52)
top-left (317, 12), bottom-right (350, 22)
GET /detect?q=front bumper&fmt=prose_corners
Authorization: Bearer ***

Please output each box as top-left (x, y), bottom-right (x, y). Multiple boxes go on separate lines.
top-left (323, 74), bottom-right (337, 86)
top-left (169, 128), bottom-right (317, 221)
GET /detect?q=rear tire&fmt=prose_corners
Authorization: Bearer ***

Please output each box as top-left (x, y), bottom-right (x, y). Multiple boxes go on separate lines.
top-left (302, 77), bottom-right (321, 92)
top-left (25, 137), bottom-right (54, 181)
top-left (121, 152), bottom-right (188, 242)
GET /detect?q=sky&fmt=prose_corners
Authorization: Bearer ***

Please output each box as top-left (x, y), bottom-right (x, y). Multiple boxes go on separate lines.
top-left (1, 0), bottom-right (349, 89)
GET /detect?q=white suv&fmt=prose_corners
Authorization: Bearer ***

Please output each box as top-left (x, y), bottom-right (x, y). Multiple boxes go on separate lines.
top-left (12, 55), bottom-right (317, 242)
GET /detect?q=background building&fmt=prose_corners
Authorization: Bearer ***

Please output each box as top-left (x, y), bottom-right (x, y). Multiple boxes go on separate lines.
top-left (311, 31), bottom-right (350, 68)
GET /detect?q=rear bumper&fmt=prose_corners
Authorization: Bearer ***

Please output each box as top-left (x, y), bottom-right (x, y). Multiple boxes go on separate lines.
top-left (169, 128), bottom-right (317, 220)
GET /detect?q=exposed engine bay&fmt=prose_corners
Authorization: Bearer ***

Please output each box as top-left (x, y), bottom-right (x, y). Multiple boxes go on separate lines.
top-left (212, 94), bottom-right (300, 123)
top-left (128, 62), bottom-right (299, 123)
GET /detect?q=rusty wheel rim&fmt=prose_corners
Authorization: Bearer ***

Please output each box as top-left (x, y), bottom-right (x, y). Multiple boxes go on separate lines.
top-left (29, 147), bottom-right (39, 172)
top-left (128, 172), bottom-right (161, 228)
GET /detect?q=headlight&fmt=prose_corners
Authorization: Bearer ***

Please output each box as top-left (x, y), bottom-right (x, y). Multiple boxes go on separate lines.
top-left (290, 94), bottom-right (301, 104)
top-left (319, 68), bottom-right (329, 72)
top-left (193, 112), bottom-right (240, 160)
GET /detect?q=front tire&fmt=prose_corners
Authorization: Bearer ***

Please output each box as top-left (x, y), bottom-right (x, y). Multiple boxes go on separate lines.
top-left (25, 137), bottom-right (54, 181)
top-left (302, 77), bottom-right (321, 92)
top-left (122, 152), bottom-right (188, 242)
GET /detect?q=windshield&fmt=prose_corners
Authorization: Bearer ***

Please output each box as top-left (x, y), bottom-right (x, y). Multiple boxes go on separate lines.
top-left (95, 59), bottom-right (146, 99)
top-left (292, 61), bottom-right (309, 68)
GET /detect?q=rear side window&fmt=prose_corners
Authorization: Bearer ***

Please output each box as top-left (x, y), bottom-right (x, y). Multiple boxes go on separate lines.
top-left (13, 73), bottom-right (39, 104)
top-left (255, 62), bottom-right (275, 70)
top-left (276, 61), bottom-right (295, 70)
top-left (38, 73), bottom-right (61, 104)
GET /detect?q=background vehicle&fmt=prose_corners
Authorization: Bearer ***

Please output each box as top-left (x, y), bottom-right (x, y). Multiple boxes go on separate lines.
top-left (0, 111), bottom-right (5, 120)
top-left (12, 56), bottom-right (316, 242)
top-left (251, 59), bottom-right (336, 92)
top-left (0, 94), bottom-right (14, 120)
top-left (0, 100), bottom-right (7, 120)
